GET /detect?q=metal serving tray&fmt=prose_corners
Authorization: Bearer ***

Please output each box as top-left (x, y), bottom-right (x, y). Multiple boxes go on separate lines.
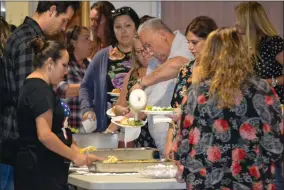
top-left (88, 147), bottom-right (159, 160)
top-left (88, 159), bottom-right (174, 173)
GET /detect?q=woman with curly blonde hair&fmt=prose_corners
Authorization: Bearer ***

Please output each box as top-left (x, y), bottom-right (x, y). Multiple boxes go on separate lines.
top-left (175, 28), bottom-right (283, 190)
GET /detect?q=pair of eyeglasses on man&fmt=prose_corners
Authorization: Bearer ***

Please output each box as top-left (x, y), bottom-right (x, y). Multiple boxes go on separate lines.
top-left (111, 7), bottom-right (131, 16)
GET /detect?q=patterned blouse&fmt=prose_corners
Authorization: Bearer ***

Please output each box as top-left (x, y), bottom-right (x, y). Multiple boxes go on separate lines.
top-left (57, 54), bottom-right (89, 128)
top-left (175, 76), bottom-right (283, 190)
top-left (171, 60), bottom-right (195, 108)
top-left (171, 60), bottom-right (194, 145)
top-left (255, 35), bottom-right (284, 104)
top-left (106, 46), bottom-right (131, 108)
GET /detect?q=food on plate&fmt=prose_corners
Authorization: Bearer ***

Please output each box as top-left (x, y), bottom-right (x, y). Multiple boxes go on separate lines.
top-left (103, 156), bottom-right (119, 163)
top-left (145, 106), bottom-right (174, 111)
top-left (112, 88), bottom-right (120, 93)
top-left (117, 117), bottom-right (143, 127)
top-left (80, 146), bottom-right (97, 154)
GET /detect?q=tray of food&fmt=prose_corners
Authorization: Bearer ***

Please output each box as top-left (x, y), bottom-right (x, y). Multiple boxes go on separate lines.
top-left (84, 147), bottom-right (159, 160)
top-left (88, 158), bottom-right (174, 173)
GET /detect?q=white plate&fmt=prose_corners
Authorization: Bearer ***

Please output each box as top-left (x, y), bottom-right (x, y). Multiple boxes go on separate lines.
top-left (111, 116), bottom-right (146, 128)
top-left (141, 110), bottom-right (175, 115)
top-left (106, 108), bottom-right (115, 118)
top-left (110, 98), bottom-right (118, 102)
top-left (107, 92), bottom-right (120, 97)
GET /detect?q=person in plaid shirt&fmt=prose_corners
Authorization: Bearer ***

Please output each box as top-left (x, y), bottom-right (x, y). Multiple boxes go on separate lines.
top-left (0, 1), bottom-right (80, 168)
top-left (56, 25), bottom-right (92, 129)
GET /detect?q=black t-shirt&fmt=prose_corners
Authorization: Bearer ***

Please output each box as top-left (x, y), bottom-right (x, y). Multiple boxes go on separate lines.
top-left (17, 78), bottom-right (72, 165)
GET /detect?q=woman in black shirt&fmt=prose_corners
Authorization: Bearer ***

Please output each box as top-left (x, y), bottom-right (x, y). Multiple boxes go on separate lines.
top-left (15, 38), bottom-right (102, 190)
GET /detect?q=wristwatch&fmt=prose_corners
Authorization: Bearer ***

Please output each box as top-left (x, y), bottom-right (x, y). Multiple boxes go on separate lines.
top-left (137, 78), bottom-right (146, 90)
top-left (271, 76), bottom-right (278, 87)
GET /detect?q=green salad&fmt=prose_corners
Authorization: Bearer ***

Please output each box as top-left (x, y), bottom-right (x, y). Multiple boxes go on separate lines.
top-left (145, 106), bottom-right (174, 111)
top-left (127, 119), bottom-right (143, 127)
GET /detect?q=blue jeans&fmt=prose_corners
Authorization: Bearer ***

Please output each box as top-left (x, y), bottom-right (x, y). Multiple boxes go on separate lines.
top-left (276, 163), bottom-right (284, 190)
top-left (0, 164), bottom-right (14, 190)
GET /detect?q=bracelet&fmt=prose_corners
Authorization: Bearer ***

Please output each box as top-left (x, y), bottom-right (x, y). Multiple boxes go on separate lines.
top-left (271, 76), bottom-right (278, 87)
top-left (137, 78), bottom-right (146, 90)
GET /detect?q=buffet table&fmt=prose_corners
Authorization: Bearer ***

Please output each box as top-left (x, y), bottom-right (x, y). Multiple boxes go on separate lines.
top-left (68, 173), bottom-right (186, 190)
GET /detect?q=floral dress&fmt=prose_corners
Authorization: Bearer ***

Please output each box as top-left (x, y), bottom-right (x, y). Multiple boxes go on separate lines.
top-left (106, 46), bottom-right (132, 108)
top-left (126, 73), bottom-right (156, 148)
top-left (170, 60), bottom-right (194, 153)
top-left (171, 60), bottom-right (195, 108)
top-left (175, 76), bottom-right (283, 190)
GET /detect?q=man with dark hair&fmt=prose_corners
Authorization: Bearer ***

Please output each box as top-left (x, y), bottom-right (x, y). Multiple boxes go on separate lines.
top-left (0, 1), bottom-right (80, 189)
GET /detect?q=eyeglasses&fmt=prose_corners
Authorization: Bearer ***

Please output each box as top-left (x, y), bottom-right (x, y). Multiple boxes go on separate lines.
top-left (111, 7), bottom-right (131, 17)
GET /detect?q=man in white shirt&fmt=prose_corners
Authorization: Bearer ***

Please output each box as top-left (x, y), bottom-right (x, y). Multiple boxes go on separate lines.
top-left (134, 18), bottom-right (194, 156)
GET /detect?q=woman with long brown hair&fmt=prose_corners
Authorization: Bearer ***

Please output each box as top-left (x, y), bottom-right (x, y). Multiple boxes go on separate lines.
top-left (175, 28), bottom-right (283, 190)
top-left (89, 1), bottom-right (115, 58)
top-left (165, 16), bottom-right (217, 158)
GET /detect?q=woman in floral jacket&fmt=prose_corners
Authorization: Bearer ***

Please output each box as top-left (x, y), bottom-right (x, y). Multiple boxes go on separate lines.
top-left (175, 28), bottom-right (283, 190)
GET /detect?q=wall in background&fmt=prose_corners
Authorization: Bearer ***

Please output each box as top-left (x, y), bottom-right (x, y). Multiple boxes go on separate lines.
top-left (4, 1), bottom-right (38, 26)
top-left (90, 1), bottom-right (161, 18)
top-left (5, 1), bottom-right (29, 26)
top-left (161, 1), bottom-right (284, 37)
top-left (3, 1), bottom-right (283, 37)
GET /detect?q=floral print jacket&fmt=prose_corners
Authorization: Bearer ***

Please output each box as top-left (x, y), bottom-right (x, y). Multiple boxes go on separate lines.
top-left (175, 76), bottom-right (283, 190)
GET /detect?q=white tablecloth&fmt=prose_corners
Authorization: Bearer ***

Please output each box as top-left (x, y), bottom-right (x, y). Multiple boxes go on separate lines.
top-left (68, 173), bottom-right (185, 190)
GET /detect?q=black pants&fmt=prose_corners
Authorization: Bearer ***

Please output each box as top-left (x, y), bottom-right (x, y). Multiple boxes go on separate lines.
top-left (14, 149), bottom-right (70, 190)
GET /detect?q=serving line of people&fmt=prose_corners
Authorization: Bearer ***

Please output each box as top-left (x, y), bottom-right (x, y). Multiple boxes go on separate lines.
top-left (0, 1), bottom-right (283, 190)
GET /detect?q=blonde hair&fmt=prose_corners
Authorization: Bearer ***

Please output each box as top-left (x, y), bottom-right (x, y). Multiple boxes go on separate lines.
top-left (235, 2), bottom-right (277, 56)
top-left (193, 27), bottom-right (254, 108)
top-left (130, 34), bottom-right (143, 78)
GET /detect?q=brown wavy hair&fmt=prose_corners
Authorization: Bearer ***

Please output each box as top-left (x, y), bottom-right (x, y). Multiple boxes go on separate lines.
top-left (193, 27), bottom-right (254, 108)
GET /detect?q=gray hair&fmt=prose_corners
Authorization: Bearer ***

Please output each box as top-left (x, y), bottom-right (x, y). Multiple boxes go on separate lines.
top-left (137, 18), bottom-right (172, 35)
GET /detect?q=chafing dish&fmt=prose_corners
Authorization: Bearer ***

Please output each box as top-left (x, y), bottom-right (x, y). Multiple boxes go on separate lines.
top-left (88, 159), bottom-right (174, 173)
top-left (88, 147), bottom-right (159, 160)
